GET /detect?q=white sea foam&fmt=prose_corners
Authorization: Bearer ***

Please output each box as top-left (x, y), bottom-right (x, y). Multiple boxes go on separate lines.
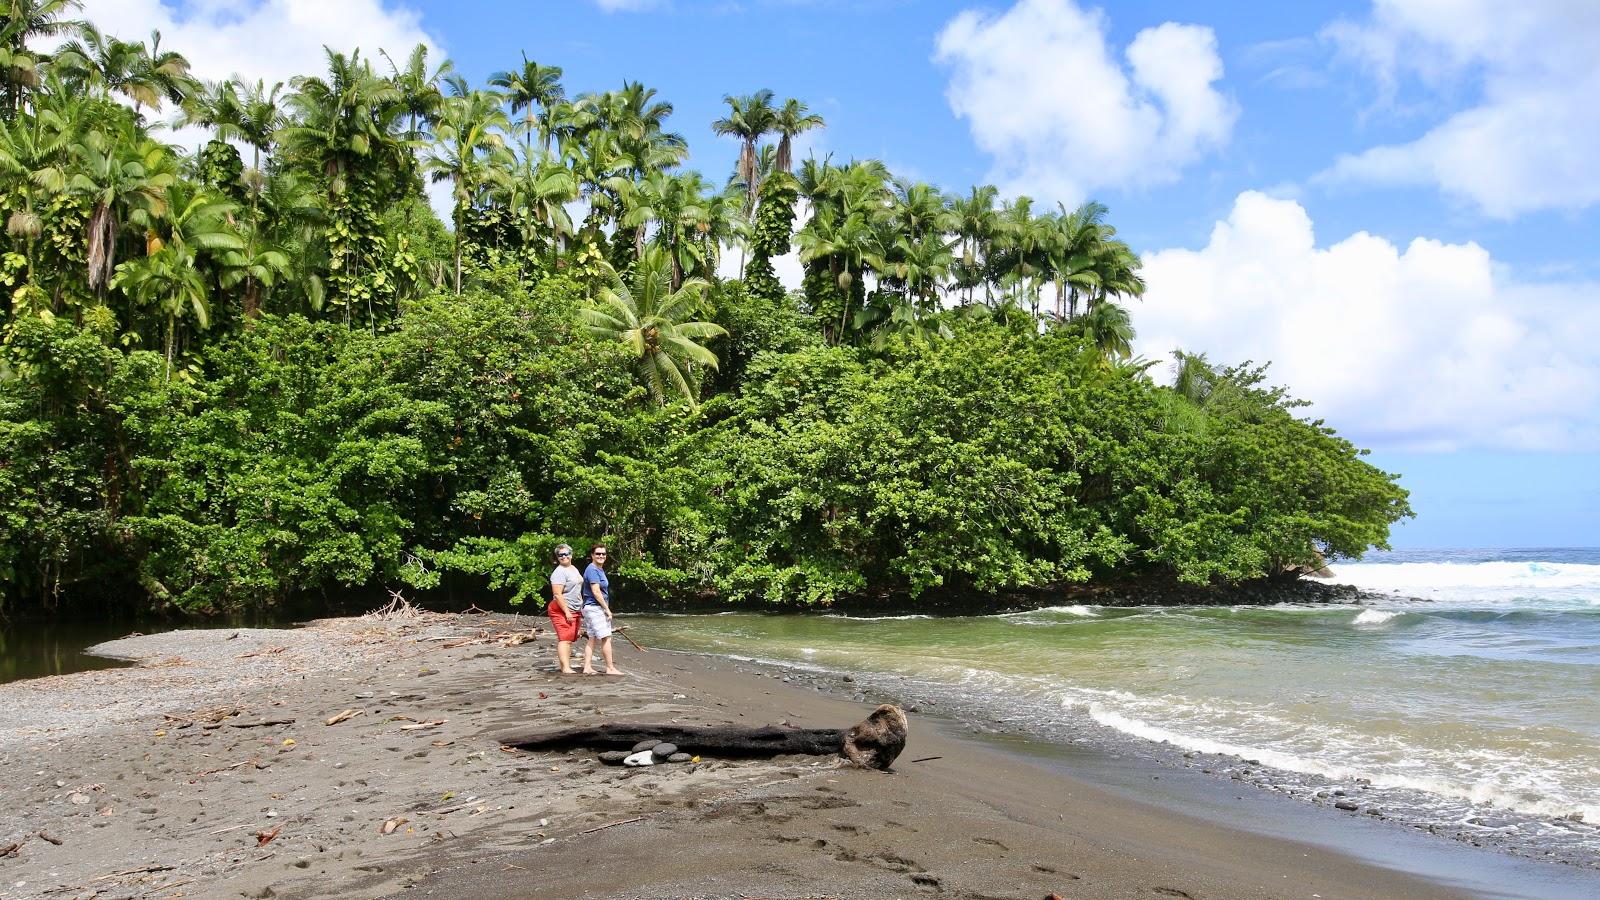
top-left (1327, 561), bottom-right (1600, 606)
top-left (1352, 608), bottom-right (1400, 625)
top-left (1045, 604), bottom-right (1100, 617)
top-left (1075, 695), bottom-right (1600, 825)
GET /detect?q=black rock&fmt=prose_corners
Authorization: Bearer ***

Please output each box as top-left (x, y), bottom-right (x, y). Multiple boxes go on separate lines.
top-left (598, 751), bottom-right (630, 766)
top-left (651, 743), bottom-right (678, 759)
top-left (1334, 800), bottom-right (1359, 811)
top-left (842, 675), bottom-right (854, 683)
top-left (631, 740), bottom-right (661, 753)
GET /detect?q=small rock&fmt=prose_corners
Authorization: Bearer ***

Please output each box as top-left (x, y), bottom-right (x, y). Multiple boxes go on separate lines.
top-left (651, 743), bottom-right (678, 759)
top-left (255, 762), bottom-right (272, 770)
top-left (631, 740), bottom-right (661, 754)
top-left (668, 752), bottom-right (691, 763)
top-left (67, 792), bottom-right (90, 806)
top-left (1334, 801), bottom-right (1359, 812)
top-left (355, 692), bottom-right (374, 699)
top-left (623, 751), bottom-right (655, 767)
top-left (842, 675), bottom-right (854, 683)
top-left (598, 751), bottom-right (629, 766)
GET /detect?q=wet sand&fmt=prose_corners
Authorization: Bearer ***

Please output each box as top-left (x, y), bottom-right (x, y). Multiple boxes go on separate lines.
top-left (0, 613), bottom-right (1477, 898)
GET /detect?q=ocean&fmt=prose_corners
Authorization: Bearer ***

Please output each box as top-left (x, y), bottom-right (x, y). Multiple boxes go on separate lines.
top-left (637, 548), bottom-right (1600, 868)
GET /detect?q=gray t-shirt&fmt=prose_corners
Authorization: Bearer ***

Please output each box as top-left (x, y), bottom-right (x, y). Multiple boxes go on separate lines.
top-left (548, 564), bottom-right (584, 612)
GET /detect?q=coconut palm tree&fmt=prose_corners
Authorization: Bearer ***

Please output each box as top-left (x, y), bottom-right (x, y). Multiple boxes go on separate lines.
top-left (1, 0), bottom-right (84, 115)
top-left (111, 245), bottom-right (205, 376)
top-left (1081, 300), bottom-right (1135, 361)
top-left (0, 105), bottom-right (71, 290)
top-left (423, 87), bottom-right (511, 293)
top-left (489, 54), bottom-right (563, 157)
top-left (711, 89), bottom-right (775, 212)
top-left (580, 247), bottom-right (726, 407)
top-left (771, 97), bottom-right (822, 174)
top-left (69, 128), bottom-right (173, 296)
top-left (948, 184), bottom-right (998, 305)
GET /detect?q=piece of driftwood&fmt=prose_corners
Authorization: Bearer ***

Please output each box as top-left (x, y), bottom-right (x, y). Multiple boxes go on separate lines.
top-left (499, 704), bottom-right (909, 771)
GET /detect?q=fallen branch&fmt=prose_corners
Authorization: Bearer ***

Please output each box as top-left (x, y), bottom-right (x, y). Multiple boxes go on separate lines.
top-left (325, 709), bottom-right (364, 726)
top-left (94, 864), bottom-right (174, 881)
top-left (909, 756), bottom-right (943, 763)
top-left (579, 816), bottom-right (647, 835)
top-left (227, 718), bottom-right (295, 728)
top-left (615, 626), bottom-right (646, 653)
top-left (499, 705), bottom-right (909, 770)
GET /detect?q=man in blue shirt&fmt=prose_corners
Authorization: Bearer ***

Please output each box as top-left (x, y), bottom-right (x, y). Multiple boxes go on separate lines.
top-left (580, 544), bottom-right (623, 676)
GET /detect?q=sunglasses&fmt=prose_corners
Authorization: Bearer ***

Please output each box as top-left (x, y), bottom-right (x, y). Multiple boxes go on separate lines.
top-left (592, 551), bottom-right (607, 556)
top-left (557, 552), bottom-right (572, 558)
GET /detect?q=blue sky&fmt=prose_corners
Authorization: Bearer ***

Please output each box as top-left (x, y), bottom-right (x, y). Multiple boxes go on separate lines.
top-left (86, 1), bottom-right (1600, 548)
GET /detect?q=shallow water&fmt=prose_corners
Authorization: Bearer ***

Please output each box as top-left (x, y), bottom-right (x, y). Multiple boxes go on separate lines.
top-left (0, 619), bottom-right (136, 684)
top-left (635, 548), bottom-right (1600, 864)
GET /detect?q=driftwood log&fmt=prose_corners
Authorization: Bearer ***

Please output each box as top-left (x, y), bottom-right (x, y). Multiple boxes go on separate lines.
top-left (499, 704), bottom-right (909, 771)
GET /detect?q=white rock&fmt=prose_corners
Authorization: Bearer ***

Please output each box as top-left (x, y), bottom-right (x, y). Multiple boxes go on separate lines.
top-left (622, 751), bottom-right (655, 767)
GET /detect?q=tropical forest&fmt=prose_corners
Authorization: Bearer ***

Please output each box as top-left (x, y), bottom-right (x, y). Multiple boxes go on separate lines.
top-left (0, 1), bottom-right (1411, 619)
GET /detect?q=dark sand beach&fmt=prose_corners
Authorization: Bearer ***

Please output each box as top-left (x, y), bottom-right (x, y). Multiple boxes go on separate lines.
top-left (0, 612), bottom-right (1583, 899)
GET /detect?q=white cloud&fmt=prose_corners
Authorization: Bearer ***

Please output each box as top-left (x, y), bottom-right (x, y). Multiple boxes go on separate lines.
top-left (1136, 191), bottom-right (1600, 451)
top-left (77, 0), bottom-right (439, 95)
top-left (934, 0), bottom-right (1236, 203)
top-left (1319, 0), bottom-right (1600, 218)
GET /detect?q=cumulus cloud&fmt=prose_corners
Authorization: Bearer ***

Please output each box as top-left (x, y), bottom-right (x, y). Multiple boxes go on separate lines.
top-left (934, 0), bottom-right (1236, 203)
top-left (77, 0), bottom-right (438, 91)
top-left (1319, 0), bottom-right (1600, 218)
top-left (1136, 192), bottom-right (1600, 451)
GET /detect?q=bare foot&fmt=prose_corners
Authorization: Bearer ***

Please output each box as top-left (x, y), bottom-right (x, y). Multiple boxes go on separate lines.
top-left (558, 669), bottom-right (578, 675)
top-left (604, 669), bottom-right (626, 677)
top-left (580, 668), bottom-right (597, 675)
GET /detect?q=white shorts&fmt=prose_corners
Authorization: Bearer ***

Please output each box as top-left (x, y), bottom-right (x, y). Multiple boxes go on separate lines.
top-left (581, 605), bottom-right (612, 640)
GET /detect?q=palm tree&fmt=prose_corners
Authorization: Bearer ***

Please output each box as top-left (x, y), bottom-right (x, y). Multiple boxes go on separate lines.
top-left (220, 243), bottom-right (289, 318)
top-left (0, 105), bottom-right (70, 289)
top-left (771, 97), bottom-right (823, 174)
top-left (949, 184), bottom-right (998, 305)
top-left (489, 54), bottom-right (563, 157)
top-left (110, 245), bottom-right (205, 377)
top-left (1081, 300), bottom-right (1135, 361)
top-left (579, 247), bottom-right (726, 407)
top-left (69, 128), bottom-right (173, 296)
top-left (423, 88), bottom-right (511, 293)
top-left (711, 89), bottom-right (775, 212)
top-left (1, 0), bottom-right (84, 116)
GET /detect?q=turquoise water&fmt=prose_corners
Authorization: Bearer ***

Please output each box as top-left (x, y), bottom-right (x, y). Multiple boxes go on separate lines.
top-left (636, 549), bottom-right (1600, 862)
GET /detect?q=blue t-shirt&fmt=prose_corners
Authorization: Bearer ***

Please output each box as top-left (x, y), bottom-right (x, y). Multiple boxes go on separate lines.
top-left (582, 563), bottom-right (609, 607)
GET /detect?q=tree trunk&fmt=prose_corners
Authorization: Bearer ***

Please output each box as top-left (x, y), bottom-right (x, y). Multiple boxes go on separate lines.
top-left (499, 705), bottom-right (909, 771)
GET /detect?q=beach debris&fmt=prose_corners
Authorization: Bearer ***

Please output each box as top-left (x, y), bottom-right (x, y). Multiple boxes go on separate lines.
top-left (281, 738), bottom-right (296, 747)
top-left (237, 646), bottom-right (288, 658)
top-left (578, 816), bottom-right (647, 835)
top-left (93, 864), bottom-right (174, 881)
top-left (909, 756), bottom-right (943, 764)
top-left (400, 720), bottom-right (445, 730)
top-left (324, 709), bottom-right (364, 726)
top-left (380, 817), bottom-right (408, 835)
top-left (37, 830), bottom-right (63, 846)
top-left (614, 626), bottom-right (647, 653)
top-left (623, 751), bottom-right (655, 767)
top-left (255, 825), bottom-right (282, 847)
top-left (1, 842), bottom-right (19, 857)
top-left (499, 704), bottom-right (910, 771)
top-left (67, 791), bottom-right (90, 805)
top-left (228, 717), bottom-right (296, 728)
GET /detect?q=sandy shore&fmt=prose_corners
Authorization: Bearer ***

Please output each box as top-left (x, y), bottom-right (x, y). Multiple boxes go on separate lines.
top-left (0, 612), bottom-right (1488, 899)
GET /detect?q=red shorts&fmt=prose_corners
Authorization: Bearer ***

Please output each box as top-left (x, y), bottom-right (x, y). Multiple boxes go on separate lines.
top-left (547, 603), bottom-right (579, 642)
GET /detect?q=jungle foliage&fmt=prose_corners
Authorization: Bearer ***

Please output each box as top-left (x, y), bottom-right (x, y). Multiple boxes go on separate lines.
top-left (0, 3), bottom-right (1410, 617)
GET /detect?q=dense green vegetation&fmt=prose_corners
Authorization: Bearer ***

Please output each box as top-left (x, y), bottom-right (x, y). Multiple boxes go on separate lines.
top-left (0, 2), bottom-right (1410, 618)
